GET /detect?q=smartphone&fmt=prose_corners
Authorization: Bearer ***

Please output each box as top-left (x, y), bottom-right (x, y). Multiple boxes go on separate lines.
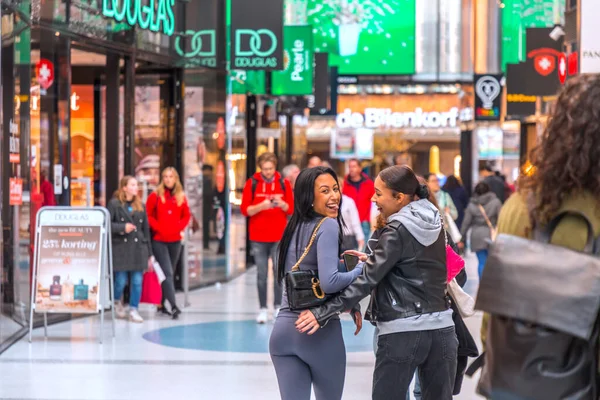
top-left (343, 254), bottom-right (360, 272)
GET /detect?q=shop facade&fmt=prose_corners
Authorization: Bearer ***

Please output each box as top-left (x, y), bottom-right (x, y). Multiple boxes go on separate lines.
top-left (0, 0), bottom-right (236, 351)
top-left (300, 84), bottom-right (475, 178)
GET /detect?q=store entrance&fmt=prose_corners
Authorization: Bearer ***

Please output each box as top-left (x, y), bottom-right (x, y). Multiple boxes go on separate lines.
top-left (70, 47), bottom-right (178, 206)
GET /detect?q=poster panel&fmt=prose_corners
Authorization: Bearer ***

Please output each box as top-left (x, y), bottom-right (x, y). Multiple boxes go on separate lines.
top-left (33, 209), bottom-right (105, 314)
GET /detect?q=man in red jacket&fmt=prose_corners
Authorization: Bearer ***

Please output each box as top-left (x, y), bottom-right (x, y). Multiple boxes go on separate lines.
top-left (343, 159), bottom-right (375, 243)
top-left (241, 152), bottom-right (294, 324)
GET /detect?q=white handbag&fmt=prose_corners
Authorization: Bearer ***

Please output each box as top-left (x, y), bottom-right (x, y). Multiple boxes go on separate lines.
top-left (445, 212), bottom-right (462, 243)
top-left (447, 278), bottom-right (475, 318)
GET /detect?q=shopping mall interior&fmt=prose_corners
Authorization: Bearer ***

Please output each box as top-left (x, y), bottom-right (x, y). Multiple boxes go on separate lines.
top-left (0, 0), bottom-right (593, 398)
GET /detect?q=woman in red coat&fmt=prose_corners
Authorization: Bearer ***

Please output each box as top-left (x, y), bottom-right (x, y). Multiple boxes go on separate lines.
top-left (146, 167), bottom-right (191, 319)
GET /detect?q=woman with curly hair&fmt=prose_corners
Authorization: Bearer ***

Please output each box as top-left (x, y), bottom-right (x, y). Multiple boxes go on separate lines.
top-left (478, 74), bottom-right (600, 396)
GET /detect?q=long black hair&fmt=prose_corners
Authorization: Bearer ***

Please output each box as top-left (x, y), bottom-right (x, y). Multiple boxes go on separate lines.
top-left (277, 166), bottom-right (344, 282)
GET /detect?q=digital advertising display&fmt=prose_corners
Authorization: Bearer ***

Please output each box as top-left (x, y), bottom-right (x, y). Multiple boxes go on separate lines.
top-left (307, 0), bottom-right (416, 75)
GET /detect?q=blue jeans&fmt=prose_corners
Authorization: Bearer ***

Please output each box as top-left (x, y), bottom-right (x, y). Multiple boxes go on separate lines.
top-left (251, 241), bottom-right (282, 309)
top-left (114, 271), bottom-right (143, 309)
top-left (476, 249), bottom-right (488, 279)
top-left (361, 221), bottom-right (371, 247)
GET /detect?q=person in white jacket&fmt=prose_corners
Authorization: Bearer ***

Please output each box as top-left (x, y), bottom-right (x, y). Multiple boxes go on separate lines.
top-left (339, 180), bottom-right (365, 252)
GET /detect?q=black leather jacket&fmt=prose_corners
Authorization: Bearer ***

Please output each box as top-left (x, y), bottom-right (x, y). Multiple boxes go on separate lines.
top-left (312, 220), bottom-right (450, 326)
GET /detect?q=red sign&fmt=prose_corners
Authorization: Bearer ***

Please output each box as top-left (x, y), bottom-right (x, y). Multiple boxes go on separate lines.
top-left (35, 59), bottom-right (55, 90)
top-left (558, 53), bottom-right (567, 84)
top-left (527, 48), bottom-right (562, 76)
top-left (9, 178), bottom-right (23, 206)
top-left (216, 161), bottom-right (226, 193)
top-left (568, 52), bottom-right (578, 76)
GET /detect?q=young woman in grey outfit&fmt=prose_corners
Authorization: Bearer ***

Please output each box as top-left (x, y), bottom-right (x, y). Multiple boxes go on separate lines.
top-left (269, 166), bottom-right (364, 400)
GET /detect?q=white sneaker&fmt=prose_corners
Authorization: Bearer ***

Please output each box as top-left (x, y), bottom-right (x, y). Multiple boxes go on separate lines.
top-left (115, 301), bottom-right (127, 319)
top-left (129, 309), bottom-right (144, 323)
top-left (256, 308), bottom-right (268, 324)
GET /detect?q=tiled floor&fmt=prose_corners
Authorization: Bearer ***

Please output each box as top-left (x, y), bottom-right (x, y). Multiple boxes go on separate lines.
top-left (0, 253), bottom-right (485, 400)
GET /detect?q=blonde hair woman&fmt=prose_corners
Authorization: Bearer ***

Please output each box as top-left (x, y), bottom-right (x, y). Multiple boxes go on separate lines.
top-left (108, 176), bottom-right (153, 323)
top-left (146, 167), bottom-right (191, 319)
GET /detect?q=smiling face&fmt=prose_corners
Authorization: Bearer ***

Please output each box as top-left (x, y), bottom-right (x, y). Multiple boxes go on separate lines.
top-left (313, 173), bottom-right (341, 218)
top-left (372, 176), bottom-right (408, 219)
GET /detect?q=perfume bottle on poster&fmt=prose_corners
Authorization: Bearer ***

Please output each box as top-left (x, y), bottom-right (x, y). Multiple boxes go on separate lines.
top-left (50, 275), bottom-right (62, 301)
top-left (62, 275), bottom-right (74, 302)
top-left (74, 279), bottom-right (89, 301)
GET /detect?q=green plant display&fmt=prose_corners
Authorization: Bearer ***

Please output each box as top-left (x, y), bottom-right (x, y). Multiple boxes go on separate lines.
top-left (307, 0), bottom-right (415, 75)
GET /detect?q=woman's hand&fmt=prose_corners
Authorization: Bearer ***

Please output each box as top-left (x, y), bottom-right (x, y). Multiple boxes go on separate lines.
top-left (147, 257), bottom-right (155, 272)
top-left (125, 223), bottom-right (137, 233)
top-left (296, 310), bottom-right (320, 335)
top-left (352, 310), bottom-right (362, 336)
top-left (343, 250), bottom-right (368, 262)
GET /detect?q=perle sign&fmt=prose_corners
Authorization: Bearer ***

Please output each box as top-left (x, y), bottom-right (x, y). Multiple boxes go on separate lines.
top-left (102, 0), bottom-right (176, 37)
top-left (336, 108), bottom-right (460, 129)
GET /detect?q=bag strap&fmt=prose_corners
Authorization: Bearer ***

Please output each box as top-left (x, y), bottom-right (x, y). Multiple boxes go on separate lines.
top-left (534, 211), bottom-right (595, 253)
top-left (477, 204), bottom-right (494, 231)
top-left (291, 218), bottom-right (327, 272)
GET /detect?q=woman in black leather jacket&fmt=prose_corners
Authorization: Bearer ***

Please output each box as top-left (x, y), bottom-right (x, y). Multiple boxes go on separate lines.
top-left (296, 165), bottom-right (458, 400)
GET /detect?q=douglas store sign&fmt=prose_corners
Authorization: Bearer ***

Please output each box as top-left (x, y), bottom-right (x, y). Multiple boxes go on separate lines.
top-left (230, 0), bottom-right (283, 70)
top-left (336, 108), bottom-right (465, 130)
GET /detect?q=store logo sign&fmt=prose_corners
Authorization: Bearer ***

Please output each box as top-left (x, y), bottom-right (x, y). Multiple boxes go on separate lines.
top-left (336, 108), bottom-right (461, 129)
top-left (175, 29), bottom-right (216, 67)
top-left (474, 74), bottom-right (502, 121)
top-left (234, 29), bottom-right (278, 68)
top-left (102, 0), bottom-right (175, 37)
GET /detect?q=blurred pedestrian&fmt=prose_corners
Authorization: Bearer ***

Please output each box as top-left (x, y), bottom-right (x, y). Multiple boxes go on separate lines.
top-left (479, 165), bottom-right (505, 203)
top-left (425, 173), bottom-right (458, 222)
top-left (343, 159), bottom-right (375, 241)
top-left (108, 176), bottom-right (153, 323)
top-left (460, 182), bottom-right (501, 278)
top-left (394, 151), bottom-right (412, 168)
top-left (282, 164), bottom-right (300, 189)
top-left (307, 156), bottom-right (322, 168)
top-left (442, 175), bottom-right (469, 230)
top-left (241, 152), bottom-right (294, 324)
top-left (40, 169), bottom-right (56, 207)
top-left (146, 167), bottom-right (191, 320)
top-left (339, 179), bottom-right (365, 252)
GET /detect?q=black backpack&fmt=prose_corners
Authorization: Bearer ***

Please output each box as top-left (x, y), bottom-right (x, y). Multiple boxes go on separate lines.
top-left (250, 176), bottom-right (287, 201)
top-left (474, 211), bottom-right (600, 400)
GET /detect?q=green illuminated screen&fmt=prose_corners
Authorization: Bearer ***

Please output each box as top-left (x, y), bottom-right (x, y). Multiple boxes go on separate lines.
top-left (306, 0), bottom-right (415, 75)
top-left (501, 0), bottom-right (565, 72)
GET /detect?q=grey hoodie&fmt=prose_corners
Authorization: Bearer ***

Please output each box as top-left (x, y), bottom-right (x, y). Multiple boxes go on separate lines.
top-left (460, 191), bottom-right (502, 252)
top-left (387, 199), bottom-right (442, 246)
top-left (377, 199), bottom-right (453, 336)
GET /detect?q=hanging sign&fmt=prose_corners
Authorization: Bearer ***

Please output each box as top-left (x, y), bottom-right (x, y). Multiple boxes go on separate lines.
top-left (230, 0), bottom-right (284, 70)
top-left (272, 25), bottom-right (314, 95)
top-left (9, 178), bottom-right (23, 206)
top-left (474, 74), bottom-right (503, 121)
top-left (102, 0), bottom-right (175, 36)
top-left (580, 0), bottom-right (600, 73)
top-left (36, 59), bottom-right (55, 90)
top-left (9, 119), bottom-right (20, 163)
top-left (230, 70), bottom-right (267, 94)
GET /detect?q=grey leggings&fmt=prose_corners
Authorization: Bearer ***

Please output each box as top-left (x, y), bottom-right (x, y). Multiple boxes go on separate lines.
top-left (152, 241), bottom-right (182, 309)
top-left (270, 313), bottom-right (346, 400)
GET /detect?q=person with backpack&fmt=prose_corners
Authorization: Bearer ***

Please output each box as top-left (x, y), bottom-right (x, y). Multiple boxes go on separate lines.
top-left (241, 152), bottom-right (294, 324)
top-left (475, 74), bottom-right (600, 399)
top-left (460, 182), bottom-right (502, 279)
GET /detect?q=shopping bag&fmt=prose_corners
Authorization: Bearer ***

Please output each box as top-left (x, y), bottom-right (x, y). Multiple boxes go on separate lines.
top-left (153, 260), bottom-right (166, 283)
top-left (140, 271), bottom-right (162, 305)
top-left (445, 212), bottom-right (462, 243)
